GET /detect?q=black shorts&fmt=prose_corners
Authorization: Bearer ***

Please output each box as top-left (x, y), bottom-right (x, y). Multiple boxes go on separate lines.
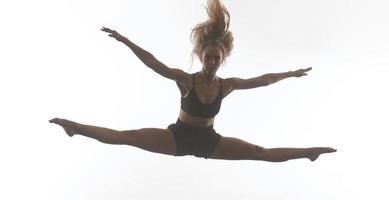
top-left (167, 119), bottom-right (221, 159)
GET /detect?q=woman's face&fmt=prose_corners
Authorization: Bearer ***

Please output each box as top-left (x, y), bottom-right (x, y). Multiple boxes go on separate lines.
top-left (200, 44), bottom-right (224, 76)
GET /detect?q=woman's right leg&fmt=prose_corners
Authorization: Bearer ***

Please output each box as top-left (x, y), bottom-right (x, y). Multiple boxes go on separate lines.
top-left (49, 118), bottom-right (177, 156)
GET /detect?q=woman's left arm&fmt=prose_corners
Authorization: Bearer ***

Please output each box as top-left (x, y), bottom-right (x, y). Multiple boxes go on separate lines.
top-left (227, 67), bottom-right (312, 90)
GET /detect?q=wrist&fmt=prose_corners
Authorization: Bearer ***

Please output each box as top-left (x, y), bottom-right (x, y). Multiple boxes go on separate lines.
top-left (287, 71), bottom-right (295, 78)
top-left (121, 37), bottom-right (128, 42)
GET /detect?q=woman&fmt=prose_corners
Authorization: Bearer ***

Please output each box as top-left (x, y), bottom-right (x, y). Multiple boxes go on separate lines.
top-left (50, 0), bottom-right (336, 161)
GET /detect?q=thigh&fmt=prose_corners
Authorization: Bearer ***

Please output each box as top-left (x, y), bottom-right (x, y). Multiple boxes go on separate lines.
top-left (210, 136), bottom-right (265, 160)
top-left (124, 128), bottom-right (177, 156)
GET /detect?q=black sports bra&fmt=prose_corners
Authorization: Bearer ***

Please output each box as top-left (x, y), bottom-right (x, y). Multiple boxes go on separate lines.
top-left (180, 73), bottom-right (223, 118)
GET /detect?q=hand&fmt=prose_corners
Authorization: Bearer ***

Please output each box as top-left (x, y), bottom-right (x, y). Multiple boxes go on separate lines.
top-left (101, 27), bottom-right (126, 42)
top-left (291, 67), bottom-right (312, 77)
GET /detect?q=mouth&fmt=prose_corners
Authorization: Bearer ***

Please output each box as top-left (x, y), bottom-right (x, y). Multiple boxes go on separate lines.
top-left (206, 68), bottom-right (216, 73)
top-left (207, 65), bottom-right (217, 70)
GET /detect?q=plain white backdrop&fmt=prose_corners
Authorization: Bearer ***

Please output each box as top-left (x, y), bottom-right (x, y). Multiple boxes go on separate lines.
top-left (1, 0), bottom-right (388, 199)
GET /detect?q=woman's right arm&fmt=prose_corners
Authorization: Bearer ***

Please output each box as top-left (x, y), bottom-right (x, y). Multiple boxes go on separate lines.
top-left (101, 27), bottom-right (189, 83)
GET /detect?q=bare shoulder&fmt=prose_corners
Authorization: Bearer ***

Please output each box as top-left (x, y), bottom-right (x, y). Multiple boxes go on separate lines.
top-left (220, 77), bottom-right (238, 98)
top-left (168, 68), bottom-right (191, 84)
top-left (222, 77), bottom-right (241, 89)
top-left (223, 77), bottom-right (259, 90)
top-left (171, 68), bottom-right (193, 97)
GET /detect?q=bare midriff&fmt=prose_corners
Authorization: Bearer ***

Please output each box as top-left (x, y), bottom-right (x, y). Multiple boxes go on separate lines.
top-left (178, 109), bottom-right (215, 127)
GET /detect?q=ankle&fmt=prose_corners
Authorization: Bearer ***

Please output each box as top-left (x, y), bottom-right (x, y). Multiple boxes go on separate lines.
top-left (75, 122), bottom-right (83, 134)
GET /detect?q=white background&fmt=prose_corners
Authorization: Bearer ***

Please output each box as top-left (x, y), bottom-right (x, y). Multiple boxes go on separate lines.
top-left (1, 0), bottom-right (388, 199)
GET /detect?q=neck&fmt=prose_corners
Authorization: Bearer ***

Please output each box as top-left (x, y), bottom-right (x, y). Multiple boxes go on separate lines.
top-left (199, 70), bottom-right (216, 84)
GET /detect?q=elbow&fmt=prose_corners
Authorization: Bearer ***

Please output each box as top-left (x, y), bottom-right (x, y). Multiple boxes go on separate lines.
top-left (255, 78), bottom-right (272, 87)
top-left (139, 51), bottom-right (156, 65)
top-left (143, 55), bottom-right (159, 69)
top-left (264, 79), bottom-right (273, 86)
top-left (256, 82), bottom-right (271, 88)
top-left (261, 75), bottom-right (275, 86)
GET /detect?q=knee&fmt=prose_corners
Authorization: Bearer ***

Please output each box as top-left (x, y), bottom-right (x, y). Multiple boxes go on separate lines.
top-left (250, 145), bottom-right (266, 160)
top-left (122, 129), bottom-right (138, 135)
top-left (119, 129), bottom-right (138, 145)
top-left (255, 145), bottom-right (266, 153)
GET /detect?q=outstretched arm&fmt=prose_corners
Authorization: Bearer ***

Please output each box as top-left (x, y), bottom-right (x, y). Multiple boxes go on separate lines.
top-left (101, 27), bottom-right (189, 82)
top-left (226, 67), bottom-right (312, 91)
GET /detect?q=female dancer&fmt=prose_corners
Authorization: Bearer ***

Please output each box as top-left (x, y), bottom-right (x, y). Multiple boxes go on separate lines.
top-left (50, 0), bottom-right (336, 161)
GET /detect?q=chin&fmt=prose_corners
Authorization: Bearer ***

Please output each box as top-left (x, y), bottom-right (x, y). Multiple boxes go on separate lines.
top-left (202, 67), bottom-right (217, 77)
top-left (205, 70), bottom-right (216, 76)
top-left (207, 68), bottom-right (217, 73)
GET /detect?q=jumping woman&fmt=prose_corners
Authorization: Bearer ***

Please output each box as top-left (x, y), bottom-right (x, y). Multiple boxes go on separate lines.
top-left (50, 0), bottom-right (336, 162)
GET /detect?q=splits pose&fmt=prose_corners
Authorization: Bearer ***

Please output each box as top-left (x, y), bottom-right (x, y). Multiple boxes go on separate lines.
top-left (50, 0), bottom-right (336, 161)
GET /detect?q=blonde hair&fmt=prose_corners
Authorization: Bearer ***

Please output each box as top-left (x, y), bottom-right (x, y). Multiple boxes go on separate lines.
top-left (191, 0), bottom-right (233, 63)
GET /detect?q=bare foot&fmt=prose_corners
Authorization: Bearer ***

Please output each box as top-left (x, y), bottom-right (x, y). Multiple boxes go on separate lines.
top-left (307, 147), bottom-right (337, 161)
top-left (49, 118), bottom-right (79, 137)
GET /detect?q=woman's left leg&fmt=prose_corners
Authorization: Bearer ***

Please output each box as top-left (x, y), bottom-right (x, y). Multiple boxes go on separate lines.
top-left (210, 136), bottom-right (336, 162)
